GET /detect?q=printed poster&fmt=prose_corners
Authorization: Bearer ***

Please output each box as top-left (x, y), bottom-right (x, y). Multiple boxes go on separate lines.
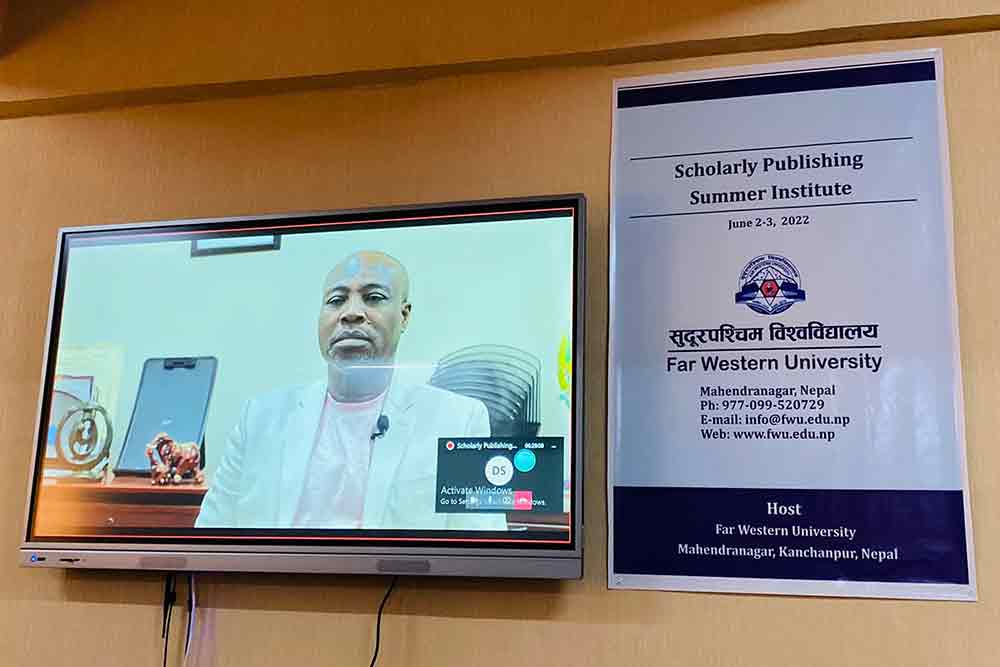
top-left (608, 51), bottom-right (975, 599)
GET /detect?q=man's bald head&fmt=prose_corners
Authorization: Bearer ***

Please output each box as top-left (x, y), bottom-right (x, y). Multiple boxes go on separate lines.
top-left (326, 251), bottom-right (410, 303)
top-left (317, 251), bottom-right (412, 367)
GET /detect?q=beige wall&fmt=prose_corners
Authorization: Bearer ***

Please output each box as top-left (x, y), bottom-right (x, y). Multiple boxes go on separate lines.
top-left (2, 3), bottom-right (1000, 666)
top-left (2, 0), bottom-right (1000, 106)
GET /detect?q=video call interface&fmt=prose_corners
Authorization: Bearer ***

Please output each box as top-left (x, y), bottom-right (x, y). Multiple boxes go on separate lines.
top-left (28, 205), bottom-right (577, 547)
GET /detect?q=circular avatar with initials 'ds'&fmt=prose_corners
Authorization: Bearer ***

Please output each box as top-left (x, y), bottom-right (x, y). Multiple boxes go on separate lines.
top-left (484, 455), bottom-right (513, 486)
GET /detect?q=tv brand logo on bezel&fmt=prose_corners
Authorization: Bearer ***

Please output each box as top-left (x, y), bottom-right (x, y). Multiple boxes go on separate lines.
top-left (735, 254), bottom-right (806, 315)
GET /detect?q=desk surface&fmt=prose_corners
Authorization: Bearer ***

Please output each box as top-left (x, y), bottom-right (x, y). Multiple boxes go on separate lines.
top-left (46, 475), bottom-right (205, 489)
top-left (33, 475), bottom-right (207, 535)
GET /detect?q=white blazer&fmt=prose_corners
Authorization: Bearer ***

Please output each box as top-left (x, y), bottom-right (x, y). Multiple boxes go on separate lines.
top-left (195, 379), bottom-right (506, 531)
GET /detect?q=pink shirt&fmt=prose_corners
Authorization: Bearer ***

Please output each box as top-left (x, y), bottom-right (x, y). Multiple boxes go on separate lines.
top-left (292, 391), bottom-right (386, 528)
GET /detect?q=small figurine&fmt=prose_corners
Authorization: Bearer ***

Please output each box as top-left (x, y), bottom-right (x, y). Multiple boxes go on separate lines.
top-left (145, 432), bottom-right (204, 485)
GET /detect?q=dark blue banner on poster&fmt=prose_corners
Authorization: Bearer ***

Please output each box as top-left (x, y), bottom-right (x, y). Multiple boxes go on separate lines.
top-left (613, 487), bottom-right (968, 583)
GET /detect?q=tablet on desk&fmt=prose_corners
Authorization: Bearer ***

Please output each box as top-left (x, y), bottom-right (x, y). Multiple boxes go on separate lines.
top-left (114, 357), bottom-right (217, 476)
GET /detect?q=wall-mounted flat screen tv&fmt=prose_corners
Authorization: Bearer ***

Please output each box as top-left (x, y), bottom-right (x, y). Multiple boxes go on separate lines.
top-left (21, 195), bottom-right (584, 579)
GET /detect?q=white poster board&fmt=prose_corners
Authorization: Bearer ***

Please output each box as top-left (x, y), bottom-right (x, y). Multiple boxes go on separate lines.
top-left (608, 50), bottom-right (975, 600)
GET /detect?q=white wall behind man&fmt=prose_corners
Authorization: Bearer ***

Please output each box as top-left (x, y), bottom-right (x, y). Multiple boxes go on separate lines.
top-left (55, 215), bottom-right (575, 475)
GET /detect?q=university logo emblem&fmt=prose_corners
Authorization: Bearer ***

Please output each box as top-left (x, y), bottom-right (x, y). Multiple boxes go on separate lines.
top-left (735, 254), bottom-right (806, 315)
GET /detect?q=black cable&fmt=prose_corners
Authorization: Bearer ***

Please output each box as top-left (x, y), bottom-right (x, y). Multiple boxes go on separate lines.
top-left (369, 576), bottom-right (399, 667)
top-left (162, 573), bottom-right (177, 667)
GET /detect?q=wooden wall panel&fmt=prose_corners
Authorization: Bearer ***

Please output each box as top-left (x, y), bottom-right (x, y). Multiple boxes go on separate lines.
top-left (0, 1), bottom-right (999, 102)
top-left (0, 28), bottom-right (998, 667)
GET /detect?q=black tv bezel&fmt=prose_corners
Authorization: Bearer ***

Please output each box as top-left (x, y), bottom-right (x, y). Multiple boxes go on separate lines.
top-left (20, 194), bottom-right (585, 579)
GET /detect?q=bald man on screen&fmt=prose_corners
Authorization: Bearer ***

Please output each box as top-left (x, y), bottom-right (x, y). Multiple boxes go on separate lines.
top-left (196, 251), bottom-right (505, 531)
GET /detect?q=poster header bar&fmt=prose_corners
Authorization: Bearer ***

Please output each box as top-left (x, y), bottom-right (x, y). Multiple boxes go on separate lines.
top-left (617, 60), bottom-right (935, 109)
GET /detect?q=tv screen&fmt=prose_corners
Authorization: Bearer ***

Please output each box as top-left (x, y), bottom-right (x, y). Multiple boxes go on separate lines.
top-left (21, 195), bottom-right (584, 579)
